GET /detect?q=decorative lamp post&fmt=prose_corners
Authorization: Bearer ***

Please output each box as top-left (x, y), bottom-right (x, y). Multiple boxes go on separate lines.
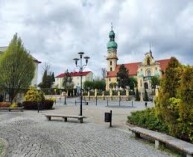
top-left (73, 52), bottom-right (90, 116)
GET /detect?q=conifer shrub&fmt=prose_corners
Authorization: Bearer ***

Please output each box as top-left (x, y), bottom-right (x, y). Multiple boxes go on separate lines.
top-left (23, 87), bottom-right (54, 110)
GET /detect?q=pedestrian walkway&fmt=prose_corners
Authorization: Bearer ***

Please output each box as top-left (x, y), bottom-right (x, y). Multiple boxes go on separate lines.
top-left (0, 99), bottom-right (173, 157)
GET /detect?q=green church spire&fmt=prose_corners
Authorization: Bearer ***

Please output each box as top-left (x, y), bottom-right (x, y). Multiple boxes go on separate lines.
top-left (107, 24), bottom-right (118, 50)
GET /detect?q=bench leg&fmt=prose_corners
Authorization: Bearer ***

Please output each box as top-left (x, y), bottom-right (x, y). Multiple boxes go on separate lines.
top-left (132, 132), bottom-right (140, 138)
top-left (64, 117), bottom-right (67, 122)
top-left (46, 116), bottom-right (51, 121)
top-left (79, 118), bottom-right (83, 123)
top-left (155, 140), bottom-right (160, 149)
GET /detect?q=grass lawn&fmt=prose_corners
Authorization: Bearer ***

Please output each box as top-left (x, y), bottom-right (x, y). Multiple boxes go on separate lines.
top-left (0, 139), bottom-right (4, 156)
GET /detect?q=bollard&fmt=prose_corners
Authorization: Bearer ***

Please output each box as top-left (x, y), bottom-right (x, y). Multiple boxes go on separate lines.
top-left (119, 96), bottom-right (121, 107)
top-left (96, 96), bottom-right (97, 106)
top-left (64, 96), bottom-right (67, 105)
top-left (145, 102), bottom-right (147, 107)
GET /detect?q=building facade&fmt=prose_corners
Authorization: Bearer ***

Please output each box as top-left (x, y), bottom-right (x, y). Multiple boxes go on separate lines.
top-left (0, 46), bottom-right (41, 86)
top-left (105, 28), bottom-right (170, 93)
top-left (55, 71), bottom-right (93, 90)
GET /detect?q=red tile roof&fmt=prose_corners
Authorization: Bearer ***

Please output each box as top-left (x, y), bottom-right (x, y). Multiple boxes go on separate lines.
top-left (56, 71), bottom-right (91, 78)
top-left (107, 59), bottom-right (170, 77)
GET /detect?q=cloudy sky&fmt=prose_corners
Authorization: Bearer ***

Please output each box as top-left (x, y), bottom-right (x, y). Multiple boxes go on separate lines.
top-left (0, 0), bottom-right (193, 83)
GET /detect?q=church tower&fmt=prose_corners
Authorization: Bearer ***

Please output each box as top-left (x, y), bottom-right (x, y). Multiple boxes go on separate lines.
top-left (106, 25), bottom-right (118, 72)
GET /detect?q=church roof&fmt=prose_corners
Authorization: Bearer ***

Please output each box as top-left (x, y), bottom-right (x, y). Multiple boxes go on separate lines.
top-left (56, 71), bottom-right (91, 78)
top-left (107, 59), bottom-right (170, 78)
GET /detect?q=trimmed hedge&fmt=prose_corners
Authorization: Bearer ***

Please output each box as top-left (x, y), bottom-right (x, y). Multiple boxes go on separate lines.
top-left (23, 100), bottom-right (54, 110)
top-left (128, 108), bottom-right (168, 133)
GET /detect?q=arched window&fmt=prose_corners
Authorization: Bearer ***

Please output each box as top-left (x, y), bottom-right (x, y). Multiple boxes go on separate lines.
top-left (144, 82), bottom-right (148, 89)
top-left (110, 67), bottom-right (112, 71)
top-left (110, 61), bottom-right (112, 65)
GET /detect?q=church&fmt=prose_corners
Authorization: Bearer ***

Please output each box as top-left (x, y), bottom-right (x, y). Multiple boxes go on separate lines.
top-left (105, 27), bottom-right (170, 93)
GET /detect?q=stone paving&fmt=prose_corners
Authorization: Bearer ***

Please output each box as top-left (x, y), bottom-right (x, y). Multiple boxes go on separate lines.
top-left (0, 98), bottom-right (173, 157)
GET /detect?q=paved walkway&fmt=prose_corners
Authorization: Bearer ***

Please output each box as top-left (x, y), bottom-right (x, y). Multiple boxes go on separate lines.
top-left (0, 99), bottom-right (173, 157)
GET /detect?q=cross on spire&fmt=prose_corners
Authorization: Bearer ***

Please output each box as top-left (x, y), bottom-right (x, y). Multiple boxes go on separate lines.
top-left (111, 22), bottom-right (113, 31)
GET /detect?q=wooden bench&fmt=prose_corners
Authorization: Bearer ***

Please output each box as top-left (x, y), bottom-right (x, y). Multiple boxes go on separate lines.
top-left (127, 125), bottom-right (193, 157)
top-left (44, 114), bottom-right (86, 123)
top-left (0, 107), bottom-right (24, 112)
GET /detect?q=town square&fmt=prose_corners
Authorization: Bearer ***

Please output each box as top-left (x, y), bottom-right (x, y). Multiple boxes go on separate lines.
top-left (0, 0), bottom-right (193, 157)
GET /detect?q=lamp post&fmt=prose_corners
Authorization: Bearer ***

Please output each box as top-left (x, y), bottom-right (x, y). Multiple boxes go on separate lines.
top-left (73, 52), bottom-right (90, 116)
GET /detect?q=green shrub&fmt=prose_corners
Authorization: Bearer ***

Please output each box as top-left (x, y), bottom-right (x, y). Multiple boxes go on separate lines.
top-left (128, 108), bottom-right (168, 133)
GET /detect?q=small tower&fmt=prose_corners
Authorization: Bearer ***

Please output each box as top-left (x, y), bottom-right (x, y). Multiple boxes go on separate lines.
top-left (106, 25), bottom-right (118, 72)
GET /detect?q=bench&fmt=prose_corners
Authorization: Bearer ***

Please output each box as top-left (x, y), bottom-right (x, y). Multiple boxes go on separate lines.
top-left (0, 107), bottom-right (24, 112)
top-left (44, 114), bottom-right (86, 123)
top-left (127, 125), bottom-right (193, 157)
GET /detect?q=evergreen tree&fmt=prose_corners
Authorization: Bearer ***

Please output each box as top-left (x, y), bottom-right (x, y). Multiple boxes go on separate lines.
top-left (38, 64), bottom-right (55, 90)
top-left (0, 34), bottom-right (35, 102)
top-left (155, 57), bottom-right (182, 135)
top-left (135, 88), bottom-right (140, 101)
top-left (129, 77), bottom-right (137, 90)
top-left (117, 64), bottom-right (129, 89)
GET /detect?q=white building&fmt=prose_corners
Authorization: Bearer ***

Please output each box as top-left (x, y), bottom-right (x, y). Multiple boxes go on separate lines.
top-left (0, 46), bottom-right (41, 86)
top-left (55, 71), bottom-right (93, 89)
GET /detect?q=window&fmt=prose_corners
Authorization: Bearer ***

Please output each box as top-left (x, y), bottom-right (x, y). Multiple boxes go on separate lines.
top-left (146, 69), bottom-right (151, 76)
top-left (144, 82), bottom-right (148, 89)
top-left (147, 57), bottom-right (150, 65)
top-left (110, 67), bottom-right (112, 71)
top-left (110, 61), bottom-right (112, 65)
top-left (109, 78), bottom-right (111, 81)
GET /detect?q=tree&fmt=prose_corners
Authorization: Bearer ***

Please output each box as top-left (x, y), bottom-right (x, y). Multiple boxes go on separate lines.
top-left (155, 57), bottom-right (182, 135)
top-left (128, 77), bottom-right (137, 90)
top-left (151, 76), bottom-right (160, 94)
top-left (84, 80), bottom-right (106, 91)
top-left (0, 34), bottom-right (35, 102)
top-left (93, 80), bottom-right (106, 90)
top-left (84, 81), bottom-right (94, 90)
top-left (135, 88), bottom-right (140, 101)
top-left (63, 70), bottom-right (74, 90)
top-left (117, 64), bottom-right (129, 89)
top-left (38, 64), bottom-right (55, 90)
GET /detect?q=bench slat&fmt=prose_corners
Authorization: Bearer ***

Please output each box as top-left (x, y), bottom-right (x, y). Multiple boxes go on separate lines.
top-left (44, 114), bottom-right (86, 123)
top-left (128, 125), bottom-right (193, 155)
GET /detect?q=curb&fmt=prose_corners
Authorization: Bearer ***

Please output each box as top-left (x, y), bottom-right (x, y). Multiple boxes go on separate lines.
top-left (0, 138), bottom-right (8, 157)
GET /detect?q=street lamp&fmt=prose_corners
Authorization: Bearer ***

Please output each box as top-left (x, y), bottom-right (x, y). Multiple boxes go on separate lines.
top-left (73, 52), bottom-right (90, 116)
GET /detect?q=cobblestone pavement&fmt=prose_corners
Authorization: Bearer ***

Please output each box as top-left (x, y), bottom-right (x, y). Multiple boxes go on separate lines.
top-left (0, 99), bottom-right (173, 157)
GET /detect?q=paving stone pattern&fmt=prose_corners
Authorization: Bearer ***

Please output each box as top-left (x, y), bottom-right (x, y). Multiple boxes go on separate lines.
top-left (0, 99), bottom-right (173, 157)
